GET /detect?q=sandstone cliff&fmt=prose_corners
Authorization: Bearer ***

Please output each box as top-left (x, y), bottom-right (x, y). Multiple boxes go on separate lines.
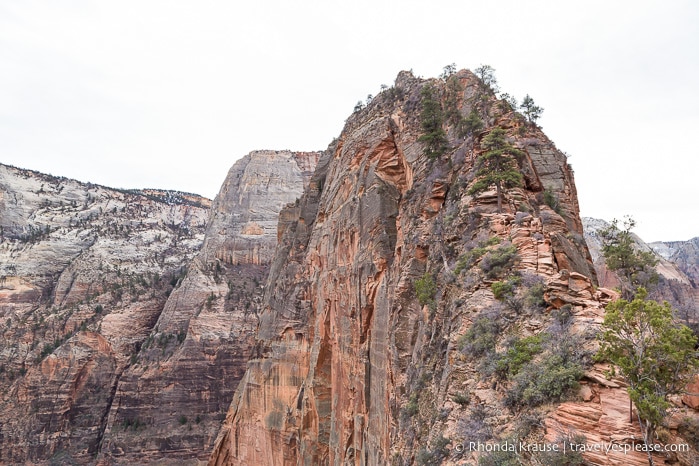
top-left (97, 150), bottom-right (319, 464)
top-left (651, 238), bottom-right (699, 286)
top-left (209, 70), bottom-right (698, 466)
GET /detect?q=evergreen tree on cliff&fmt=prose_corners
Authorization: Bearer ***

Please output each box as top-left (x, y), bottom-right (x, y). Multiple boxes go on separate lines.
top-left (468, 127), bottom-right (524, 212)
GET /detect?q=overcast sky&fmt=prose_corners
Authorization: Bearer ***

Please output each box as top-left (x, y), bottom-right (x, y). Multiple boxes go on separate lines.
top-left (1, 1), bottom-right (697, 242)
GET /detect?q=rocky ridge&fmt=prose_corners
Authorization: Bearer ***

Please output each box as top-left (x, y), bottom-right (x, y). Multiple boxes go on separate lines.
top-left (209, 70), bottom-right (698, 465)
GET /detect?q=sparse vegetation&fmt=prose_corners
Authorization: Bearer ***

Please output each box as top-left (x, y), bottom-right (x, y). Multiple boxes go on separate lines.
top-left (454, 236), bottom-right (501, 275)
top-left (491, 278), bottom-right (517, 300)
top-left (414, 273), bottom-right (437, 307)
top-left (416, 435), bottom-right (450, 466)
top-left (474, 64), bottom-right (499, 93)
top-left (457, 403), bottom-right (492, 442)
top-left (403, 393), bottom-right (420, 418)
top-left (520, 94), bottom-right (543, 123)
top-left (599, 216), bottom-right (658, 298)
top-left (459, 312), bottom-right (502, 357)
top-left (504, 342), bottom-right (584, 409)
top-left (121, 418), bottom-right (145, 431)
top-left (493, 334), bottom-right (543, 380)
top-left (452, 392), bottom-right (470, 407)
top-left (479, 242), bottom-right (519, 279)
top-left (542, 187), bottom-right (562, 215)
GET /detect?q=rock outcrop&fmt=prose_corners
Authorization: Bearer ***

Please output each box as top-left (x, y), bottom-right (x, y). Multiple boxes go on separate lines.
top-left (208, 70), bottom-right (698, 466)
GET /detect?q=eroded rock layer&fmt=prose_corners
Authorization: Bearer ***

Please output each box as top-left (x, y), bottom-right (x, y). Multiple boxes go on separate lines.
top-left (97, 150), bottom-right (319, 464)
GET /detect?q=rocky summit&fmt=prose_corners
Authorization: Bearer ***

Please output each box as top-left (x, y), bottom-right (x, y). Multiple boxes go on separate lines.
top-left (208, 70), bottom-right (698, 466)
top-left (1, 68), bottom-right (698, 466)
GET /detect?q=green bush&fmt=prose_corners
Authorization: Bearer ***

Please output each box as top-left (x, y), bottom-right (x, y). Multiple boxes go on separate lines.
top-left (479, 243), bottom-right (518, 279)
top-left (543, 188), bottom-right (562, 215)
top-left (494, 335), bottom-right (543, 380)
top-left (452, 392), bottom-right (470, 406)
top-left (504, 350), bottom-right (583, 409)
top-left (459, 315), bottom-right (501, 357)
top-left (524, 282), bottom-right (546, 310)
top-left (403, 393), bottom-right (419, 418)
top-left (178, 415), bottom-right (188, 425)
top-left (415, 273), bottom-right (437, 306)
top-left (492, 278), bottom-right (518, 300)
top-left (454, 237), bottom-right (501, 275)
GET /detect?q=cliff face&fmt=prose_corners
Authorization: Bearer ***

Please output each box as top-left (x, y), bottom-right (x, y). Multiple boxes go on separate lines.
top-left (0, 164), bottom-right (209, 463)
top-left (97, 150), bottom-right (319, 464)
top-left (208, 71), bottom-right (698, 466)
top-left (0, 151), bottom-right (318, 464)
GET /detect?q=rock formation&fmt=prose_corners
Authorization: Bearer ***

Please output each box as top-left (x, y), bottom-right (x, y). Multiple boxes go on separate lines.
top-left (209, 70), bottom-right (697, 465)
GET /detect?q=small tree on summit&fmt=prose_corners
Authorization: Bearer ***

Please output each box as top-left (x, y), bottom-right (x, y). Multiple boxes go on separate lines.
top-left (520, 94), bottom-right (543, 123)
top-left (468, 127), bottom-right (524, 213)
top-left (474, 64), bottom-right (499, 93)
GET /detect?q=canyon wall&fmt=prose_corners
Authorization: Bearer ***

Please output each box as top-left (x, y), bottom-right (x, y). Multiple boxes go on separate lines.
top-left (0, 149), bottom-right (318, 464)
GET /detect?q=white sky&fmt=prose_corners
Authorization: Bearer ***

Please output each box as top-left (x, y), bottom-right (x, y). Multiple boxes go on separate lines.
top-left (1, 0), bottom-right (697, 242)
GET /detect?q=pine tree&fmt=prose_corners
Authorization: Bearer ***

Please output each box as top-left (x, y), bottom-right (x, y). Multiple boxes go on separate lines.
top-left (418, 83), bottom-right (448, 159)
top-left (599, 216), bottom-right (658, 299)
top-left (468, 127), bottom-right (524, 212)
top-left (520, 94), bottom-right (543, 123)
top-left (597, 288), bottom-right (698, 460)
